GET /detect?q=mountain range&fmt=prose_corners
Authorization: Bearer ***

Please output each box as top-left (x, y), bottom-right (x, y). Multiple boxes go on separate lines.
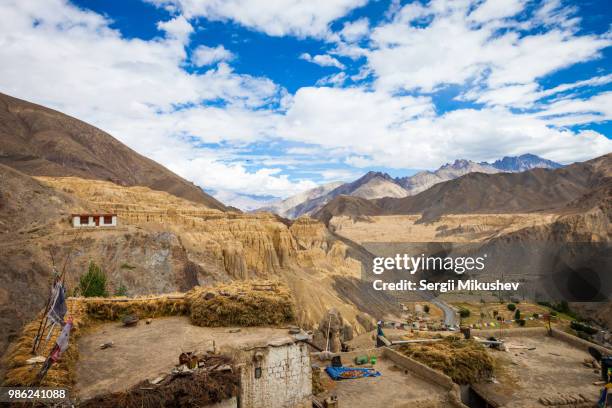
top-left (258, 154), bottom-right (563, 218)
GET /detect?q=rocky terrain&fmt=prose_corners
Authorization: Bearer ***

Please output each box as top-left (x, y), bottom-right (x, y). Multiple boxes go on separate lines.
top-left (261, 155), bottom-right (563, 219)
top-left (0, 92), bottom-right (226, 210)
top-left (0, 168), bottom-right (400, 354)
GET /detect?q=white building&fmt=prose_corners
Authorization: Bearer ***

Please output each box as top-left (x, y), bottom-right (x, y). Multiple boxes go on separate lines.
top-left (72, 213), bottom-right (117, 228)
top-left (238, 341), bottom-right (312, 408)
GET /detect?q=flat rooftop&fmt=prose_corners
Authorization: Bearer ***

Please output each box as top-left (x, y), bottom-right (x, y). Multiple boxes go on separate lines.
top-left (76, 316), bottom-right (294, 400)
top-left (476, 335), bottom-right (602, 408)
top-left (325, 355), bottom-right (449, 408)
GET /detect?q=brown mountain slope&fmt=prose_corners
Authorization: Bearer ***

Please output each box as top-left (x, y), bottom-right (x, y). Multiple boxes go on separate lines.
top-left (0, 92), bottom-right (226, 210)
top-left (315, 153), bottom-right (612, 223)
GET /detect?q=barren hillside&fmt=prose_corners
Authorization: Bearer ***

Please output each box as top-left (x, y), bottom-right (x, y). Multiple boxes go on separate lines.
top-left (0, 92), bottom-right (226, 210)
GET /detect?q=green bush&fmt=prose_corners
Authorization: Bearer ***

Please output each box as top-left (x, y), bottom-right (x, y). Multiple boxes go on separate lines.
top-left (507, 303), bottom-right (516, 311)
top-left (514, 309), bottom-right (521, 320)
top-left (79, 261), bottom-right (108, 297)
top-left (459, 308), bottom-right (470, 318)
top-left (114, 282), bottom-right (128, 297)
top-left (571, 321), bottom-right (597, 335)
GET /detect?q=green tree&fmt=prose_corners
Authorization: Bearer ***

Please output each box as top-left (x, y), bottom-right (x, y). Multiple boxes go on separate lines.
top-left (507, 303), bottom-right (516, 311)
top-left (79, 261), bottom-right (108, 297)
top-left (514, 309), bottom-right (521, 320)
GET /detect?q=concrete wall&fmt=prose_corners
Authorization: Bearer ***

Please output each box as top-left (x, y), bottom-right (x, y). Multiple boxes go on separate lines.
top-left (239, 342), bottom-right (312, 408)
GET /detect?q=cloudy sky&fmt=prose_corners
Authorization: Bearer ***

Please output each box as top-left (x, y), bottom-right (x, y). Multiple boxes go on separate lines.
top-left (0, 0), bottom-right (611, 209)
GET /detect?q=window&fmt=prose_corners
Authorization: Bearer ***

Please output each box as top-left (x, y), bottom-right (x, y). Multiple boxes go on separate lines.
top-left (80, 216), bottom-right (88, 225)
top-left (104, 216), bottom-right (113, 224)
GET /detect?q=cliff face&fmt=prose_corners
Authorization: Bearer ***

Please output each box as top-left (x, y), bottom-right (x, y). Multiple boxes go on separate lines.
top-left (0, 173), bottom-right (399, 353)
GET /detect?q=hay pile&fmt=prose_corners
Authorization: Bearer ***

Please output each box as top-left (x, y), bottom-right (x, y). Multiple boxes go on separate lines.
top-left (81, 295), bottom-right (188, 321)
top-left (3, 299), bottom-right (90, 388)
top-left (186, 281), bottom-right (295, 327)
top-left (398, 337), bottom-right (494, 384)
top-left (79, 368), bottom-right (239, 408)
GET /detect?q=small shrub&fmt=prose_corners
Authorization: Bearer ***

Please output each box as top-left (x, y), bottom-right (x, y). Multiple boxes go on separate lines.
top-left (459, 308), bottom-right (470, 318)
top-left (120, 263), bottom-right (136, 270)
top-left (514, 309), bottom-right (521, 320)
top-left (532, 313), bottom-right (539, 319)
top-left (114, 283), bottom-right (128, 297)
top-left (571, 321), bottom-right (598, 335)
top-left (517, 319), bottom-right (526, 327)
top-left (423, 305), bottom-right (430, 313)
top-left (507, 303), bottom-right (516, 311)
top-left (79, 261), bottom-right (108, 297)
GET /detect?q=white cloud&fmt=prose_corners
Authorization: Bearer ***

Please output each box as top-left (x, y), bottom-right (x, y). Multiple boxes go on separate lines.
top-left (316, 72), bottom-right (348, 87)
top-left (192, 44), bottom-right (234, 66)
top-left (340, 18), bottom-right (369, 42)
top-left (468, 0), bottom-right (525, 23)
top-left (364, 0), bottom-right (611, 92)
top-left (300, 53), bottom-right (345, 69)
top-left (167, 157), bottom-right (317, 198)
top-left (536, 91), bottom-right (612, 126)
top-left (277, 86), bottom-right (612, 168)
top-left (157, 15), bottom-right (193, 43)
top-left (146, 0), bottom-right (368, 38)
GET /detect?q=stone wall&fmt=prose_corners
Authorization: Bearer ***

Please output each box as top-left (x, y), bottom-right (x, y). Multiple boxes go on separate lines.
top-left (383, 348), bottom-right (469, 408)
top-left (239, 342), bottom-right (312, 408)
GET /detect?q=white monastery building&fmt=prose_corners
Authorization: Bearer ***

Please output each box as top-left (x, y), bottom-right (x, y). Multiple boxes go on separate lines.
top-left (71, 213), bottom-right (117, 228)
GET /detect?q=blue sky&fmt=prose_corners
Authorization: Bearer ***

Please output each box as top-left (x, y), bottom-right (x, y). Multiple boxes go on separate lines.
top-left (0, 0), bottom-right (611, 208)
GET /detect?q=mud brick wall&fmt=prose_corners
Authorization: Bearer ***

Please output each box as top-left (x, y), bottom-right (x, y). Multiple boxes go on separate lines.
top-left (240, 342), bottom-right (312, 408)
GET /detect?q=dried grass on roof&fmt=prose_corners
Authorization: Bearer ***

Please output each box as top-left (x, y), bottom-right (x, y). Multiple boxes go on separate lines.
top-left (79, 367), bottom-right (239, 408)
top-left (398, 336), bottom-right (494, 384)
top-left (81, 295), bottom-right (188, 321)
top-left (186, 281), bottom-right (295, 327)
top-left (3, 299), bottom-right (90, 388)
top-left (3, 281), bottom-right (294, 388)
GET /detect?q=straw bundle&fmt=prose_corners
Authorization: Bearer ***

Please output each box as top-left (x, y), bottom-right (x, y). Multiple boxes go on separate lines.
top-left (80, 295), bottom-right (188, 321)
top-left (79, 368), bottom-right (239, 408)
top-left (186, 281), bottom-right (295, 327)
top-left (3, 299), bottom-right (90, 388)
top-left (398, 336), bottom-right (494, 384)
